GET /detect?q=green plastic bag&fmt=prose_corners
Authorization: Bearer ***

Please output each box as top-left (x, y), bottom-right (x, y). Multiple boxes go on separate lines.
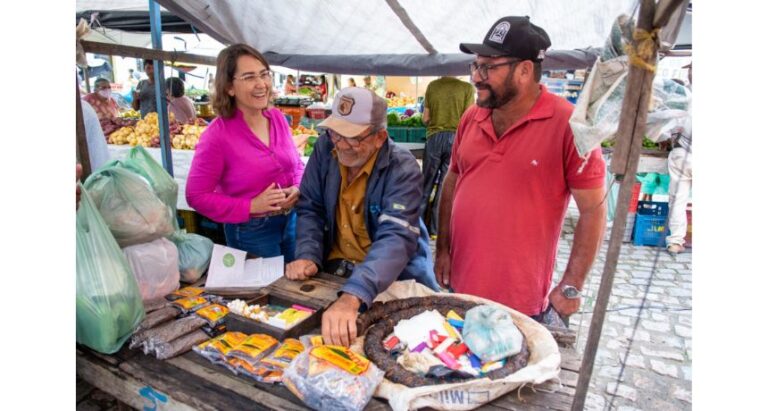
top-left (84, 166), bottom-right (175, 247)
top-left (125, 146), bottom-right (179, 216)
top-left (77, 184), bottom-right (145, 354)
top-left (168, 230), bottom-right (214, 283)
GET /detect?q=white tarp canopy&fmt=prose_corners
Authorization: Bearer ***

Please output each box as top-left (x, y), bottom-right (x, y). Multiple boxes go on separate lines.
top-left (158, 0), bottom-right (640, 75)
top-left (77, 1), bottom-right (689, 75)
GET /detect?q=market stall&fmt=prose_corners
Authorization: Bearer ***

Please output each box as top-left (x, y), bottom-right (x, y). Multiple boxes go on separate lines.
top-left (76, 1), bottom-right (691, 410)
top-left (77, 273), bottom-right (583, 411)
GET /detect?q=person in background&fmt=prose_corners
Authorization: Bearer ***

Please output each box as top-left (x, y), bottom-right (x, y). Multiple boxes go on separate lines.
top-left (80, 99), bottom-right (110, 170)
top-left (166, 77), bottom-right (197, 124)
top-left (132, 59), bottom-right (157, 118)
top-left (363, 75), bottom-right (374, 90)
top-left (666, 62), bottom-right (693, 255)
top-left (285, 87), bottom-right (439, 347)
top-left (348, 77), bottom-right (357, 88)
top-left (419, 76), bottom-right (475, 236)
top-left (128, 68), bottom-right (140, 88)
top-left (284, 74), bottom-right (298, 95)
top-left (186, 44), bottom-right (304, 261)
top-left (436, 16), bottom-right (606, 326)
top-left (316, 75), bottom-right (328, 102)
top-left (83, 78), bottom-right (119, 121)
top-left (363, 75), bottom-right (383, 96)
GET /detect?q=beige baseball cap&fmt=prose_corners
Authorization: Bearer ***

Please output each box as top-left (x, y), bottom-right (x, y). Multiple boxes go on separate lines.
top-left (319, 87), bottom-right (388, 137)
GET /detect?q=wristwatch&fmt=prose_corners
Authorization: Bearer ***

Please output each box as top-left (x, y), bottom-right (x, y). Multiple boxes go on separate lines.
top-left (561, 285), bottom-right (582, 299)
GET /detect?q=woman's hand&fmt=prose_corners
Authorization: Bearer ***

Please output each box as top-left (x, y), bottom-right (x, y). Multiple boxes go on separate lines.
top-left (278, 186), bottom-right (300, 210)
top-left (249, 183), bottom-right (285, 214)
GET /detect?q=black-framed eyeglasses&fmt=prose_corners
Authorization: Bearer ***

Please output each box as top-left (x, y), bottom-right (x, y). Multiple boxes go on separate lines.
top-left (469, 59), bottom-right (521, 81)
top-left (328, 128), bottom-right (378, 147)
top-left (232, 70), bottom-right (273, 84)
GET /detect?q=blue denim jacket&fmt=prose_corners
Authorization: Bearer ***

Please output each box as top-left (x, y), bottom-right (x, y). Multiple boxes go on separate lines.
top-left (296, 133), bottom-right (439, 307)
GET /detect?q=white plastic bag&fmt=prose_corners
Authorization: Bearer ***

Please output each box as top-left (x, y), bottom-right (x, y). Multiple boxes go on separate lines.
top-left (122, 237), bottom-right (180, 301)
top-left (462, 305), bottom-right (524, 362)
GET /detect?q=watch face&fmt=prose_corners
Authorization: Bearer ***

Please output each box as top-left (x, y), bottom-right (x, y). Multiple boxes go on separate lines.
top-left (562, 286), bottom-right (580, 299)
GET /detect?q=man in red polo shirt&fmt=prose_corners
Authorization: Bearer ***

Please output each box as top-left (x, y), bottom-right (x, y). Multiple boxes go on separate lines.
top-left (435, 16), bottom-right (607, 325)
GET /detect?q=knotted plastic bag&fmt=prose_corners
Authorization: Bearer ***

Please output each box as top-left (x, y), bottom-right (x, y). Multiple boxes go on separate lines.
top-left (77, 184), bottom-right (145, 354)
top-left (168, 230), bottom-right (214, 283)
top-left (125, 146), bottom-right (179, 228)
top-left (122, 237), bottom-right (180, 301)
top-left (462, 305), bottom-right (524, 363)
top-left (283, 346), bottom-right (384, 411)
top-left (84, 166), bottom-right (175, 247)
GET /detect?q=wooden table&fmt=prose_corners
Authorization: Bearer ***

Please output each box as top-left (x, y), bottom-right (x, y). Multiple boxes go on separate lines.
top-left (76, 274), bottom-right (582, 410)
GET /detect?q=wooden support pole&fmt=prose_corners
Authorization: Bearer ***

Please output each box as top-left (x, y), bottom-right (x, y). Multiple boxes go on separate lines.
top-left (76, 80), bottom-right (91, 179)
top-left (571, 0), bottom-right (659, 409)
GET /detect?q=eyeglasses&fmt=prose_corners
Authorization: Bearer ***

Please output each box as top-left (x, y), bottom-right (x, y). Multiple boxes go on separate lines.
top-left (328, 128), bottom-right (378, 148)
top-left (469, 59), bottom-right (521, 81)
top-left (232, 70), bottom-right (273, 84)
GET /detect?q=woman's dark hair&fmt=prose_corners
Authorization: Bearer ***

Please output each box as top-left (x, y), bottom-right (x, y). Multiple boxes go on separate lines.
top-left (166, 77), bottom-right (185, 98)
top-left (212, 43), bottom-right (271, 118)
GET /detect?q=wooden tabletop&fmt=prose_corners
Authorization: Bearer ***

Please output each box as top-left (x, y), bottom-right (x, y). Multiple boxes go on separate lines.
top-left (77, 274), bottom-right (581, 410)
top-left (76, 342), bottom-right (580, 411)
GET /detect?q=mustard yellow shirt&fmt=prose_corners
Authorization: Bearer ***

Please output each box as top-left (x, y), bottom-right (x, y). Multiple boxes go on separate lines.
top-left (327, 148), bottom-right (381, 263)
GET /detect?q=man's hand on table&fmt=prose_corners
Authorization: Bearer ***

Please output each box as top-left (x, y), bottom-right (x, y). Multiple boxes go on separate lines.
top-left (285, 259), bottom-right (318, 281)
top-left (322, 293), bottom-right (361, 347)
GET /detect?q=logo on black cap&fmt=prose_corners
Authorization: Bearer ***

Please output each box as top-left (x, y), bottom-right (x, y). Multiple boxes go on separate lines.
top-left (489, 22), bottom-right (511, 44)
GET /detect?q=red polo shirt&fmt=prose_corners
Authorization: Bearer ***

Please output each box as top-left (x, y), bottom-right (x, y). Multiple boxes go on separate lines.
top-left (448, 86), bottom-right (605, 316)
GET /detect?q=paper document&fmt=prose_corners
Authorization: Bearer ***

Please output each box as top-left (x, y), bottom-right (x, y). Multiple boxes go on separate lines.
top-left (205, 244), bottom-right (284, 288)
top-left (243, 256), bottom-right (285, 287)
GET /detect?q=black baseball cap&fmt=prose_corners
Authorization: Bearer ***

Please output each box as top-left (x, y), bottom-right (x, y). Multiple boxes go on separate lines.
top-left (460, 16), bottom-right (551, 62)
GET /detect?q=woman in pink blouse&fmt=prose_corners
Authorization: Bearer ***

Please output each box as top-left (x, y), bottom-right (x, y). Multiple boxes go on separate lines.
top-left (186, 44), bottom-right (304, 261)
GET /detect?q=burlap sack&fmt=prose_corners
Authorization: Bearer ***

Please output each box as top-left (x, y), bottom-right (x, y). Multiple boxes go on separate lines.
top-left (350, 280), bottom-right (560, 411)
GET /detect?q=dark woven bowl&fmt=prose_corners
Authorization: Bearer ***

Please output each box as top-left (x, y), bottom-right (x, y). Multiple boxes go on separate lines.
top-left (356, 296), bottom-right (530, 387)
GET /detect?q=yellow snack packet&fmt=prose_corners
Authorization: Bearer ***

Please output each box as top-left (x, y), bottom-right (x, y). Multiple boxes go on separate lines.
top-left (205, 332), bottom-right (248, 356)
top-left (261, 338), bottom-right (305, 369)
top-left (309, 345), bottom-right (370, 375)
top-left (172, 296), bottom-right (209, 313)
top-left (195, 304), bottom-right (229, 326)
top-left (229, 334), bottom-right (279, 362)
top-left (167, 286), bottom-right (205, 300)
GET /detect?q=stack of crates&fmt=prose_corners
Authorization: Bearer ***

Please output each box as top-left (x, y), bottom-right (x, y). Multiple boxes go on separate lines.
top-left (387, 127), bottom-right (410, 143)
top-left (633, 201), bottom-right (670, 247)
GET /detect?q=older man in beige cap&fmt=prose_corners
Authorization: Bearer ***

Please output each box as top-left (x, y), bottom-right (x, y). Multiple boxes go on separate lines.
top-left (286, 87), bottom-right (439, 347)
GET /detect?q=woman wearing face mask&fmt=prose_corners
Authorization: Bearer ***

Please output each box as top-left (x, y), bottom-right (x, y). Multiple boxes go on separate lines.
top-left (186, 44), bottom-right (304, 262)
top-left (83, 78), bottom-right (119, 121)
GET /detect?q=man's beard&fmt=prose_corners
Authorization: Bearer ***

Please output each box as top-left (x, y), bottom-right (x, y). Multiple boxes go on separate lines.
top-left (476, 82), bottom-right (518, 109)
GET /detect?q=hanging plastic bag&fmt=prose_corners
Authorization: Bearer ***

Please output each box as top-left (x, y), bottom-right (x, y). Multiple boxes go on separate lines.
top-left (125, 146), bottom-right (179, 226)
top-left (461, 305), bottom-right (524, 363)
top-left (122, 237), bottom-right (181, 301)
top-left (77, 184), bottom-right (145, 354)
top-left (84, 166), bottom-right (175, 247)
top-left (168, 230), bottom-right (214, 283)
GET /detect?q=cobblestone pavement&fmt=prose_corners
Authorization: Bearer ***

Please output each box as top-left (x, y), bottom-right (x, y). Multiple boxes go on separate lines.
top-left (557, 207), bottom-right (692, 411)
